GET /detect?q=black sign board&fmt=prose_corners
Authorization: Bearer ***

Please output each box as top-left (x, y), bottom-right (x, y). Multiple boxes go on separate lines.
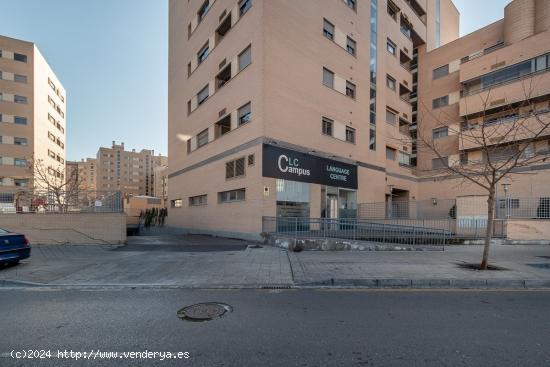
top-left (262, 144), bottom-right (358, 189)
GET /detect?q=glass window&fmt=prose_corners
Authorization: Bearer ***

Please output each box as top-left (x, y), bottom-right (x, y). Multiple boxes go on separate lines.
top-left (386, 147), bottom-right (396, 160)
top-left (189, 195), bottom-right (207, 206)
top-left (432, 157), bottom-right (448, 169)
top-left (399, 151), bottom-right (411, 166)
top-left (171, 199), bottom-right (183, 208)
top-left (14, 74), bottom-right (27, 84)
top-left (323, 19), bottom-right (334, 40)
top-left (433, 64), bottom-right (449, 79)
top-left (386, 109), bottom-right (397, 125)
top-left (197, 0), bottom-right (210, 22)
top-left (14, 116), bottom-right (27, 125)
top-left (197, 42), bottom-right (209, 64)
top-left (238, 102), bottom-right (251, 125)
top-left (197, 129), bottom-right (209, 148)
top-left (14, 137), bottom-right (27, 146)
top-left (14, 53), bottom-right (27, 63)
top-left (432, 95), bottom-right (448, 109)
top-left (277, 179), bottom-right (309, 203)
top-left (386, 39), bottom-right (396, 55)
top-left (14, 179), bottom-right (28, 187)
top-left (197, 85), bottom-right (209, 105)
top-left (322, 117), bottom-right (333, 136)
top-left (239, 0), bottom-right (252, 16)
top-left (386, 75), bottom-right (396, 90)
top-left (14, 158), bottom-right (27, 167)
top-left (323, 68), bottom-right (334, 88)
top-left (346, 126), bottom-right (356, 143)
top-left (347, 37), bottom-right (356, 56)
top-left (387, 1), bottom-right (398, 20)
top-left (226, 157), bottom-right (245, 179)
top-left (14, 95), bottom-right (27, 104)
top-left (432, 126), bottom-right (448, 139)
top-left (238, 45), bottom-right (251, 71)
top-left (346, 81), bottom-right (356, 98)
top-left (346, 0), bottom-right (356, 10)
top-left (219, 188), bottom-right (246, 203)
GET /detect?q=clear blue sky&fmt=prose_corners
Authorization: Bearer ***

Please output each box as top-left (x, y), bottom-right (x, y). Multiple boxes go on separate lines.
top-left (0, 0), bottom-right (508, 161)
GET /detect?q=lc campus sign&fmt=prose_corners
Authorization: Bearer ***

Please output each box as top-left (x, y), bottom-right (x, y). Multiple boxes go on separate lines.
top-left (262, 144), bottom-right (358, 190)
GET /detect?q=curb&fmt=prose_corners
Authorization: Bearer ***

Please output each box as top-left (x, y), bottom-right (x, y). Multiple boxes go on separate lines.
top-left (1, 278), bottom-right (550, 290)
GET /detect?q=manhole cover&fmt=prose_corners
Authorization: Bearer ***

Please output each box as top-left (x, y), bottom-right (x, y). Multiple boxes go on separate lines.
top-left (177, 302), bottom-right (232, 322)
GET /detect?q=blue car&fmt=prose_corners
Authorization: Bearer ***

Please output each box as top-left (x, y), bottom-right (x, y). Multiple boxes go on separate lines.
top-left (0, 228), bottom-right (31, 265)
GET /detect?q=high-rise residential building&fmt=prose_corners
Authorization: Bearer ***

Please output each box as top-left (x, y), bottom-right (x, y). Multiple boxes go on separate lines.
top-left (167, 0), bottom-right (549, 239)
top-left (95, 141), bottom-right (167, 198)
top-left (66, 158), bottom-right (97, 192)
top-left (416, 0), bottom-right (550, 200)
top-left (153, 164), bottom-right (168, 205)
top-left (0, 35), bottom-right (66, 195)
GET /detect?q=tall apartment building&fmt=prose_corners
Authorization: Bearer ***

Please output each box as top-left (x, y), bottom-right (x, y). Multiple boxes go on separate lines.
top-left (95, 141), bottom-right (167, 197)
top-left (153, 164), bottom-right (168, 205)
top-left (168, 0), bottom-right (459, 238)
top-left (66, 158), bottom-right (97, 192)
top-left (0, 35), bottom-right (66, 196)
top-left (416, 0), bottom-right (550, 200)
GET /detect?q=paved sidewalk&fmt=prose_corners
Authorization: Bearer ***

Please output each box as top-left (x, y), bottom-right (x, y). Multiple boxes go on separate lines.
top-left (0, 235), bottom-right (549, 289)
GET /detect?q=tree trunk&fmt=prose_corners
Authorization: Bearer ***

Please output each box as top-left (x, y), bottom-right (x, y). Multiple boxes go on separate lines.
top-left (480, 186), bottom-right (496, 270)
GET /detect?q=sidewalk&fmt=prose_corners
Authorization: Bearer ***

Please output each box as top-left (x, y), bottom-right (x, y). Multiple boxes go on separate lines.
top-left (1, 235), bottom-right (549, 289)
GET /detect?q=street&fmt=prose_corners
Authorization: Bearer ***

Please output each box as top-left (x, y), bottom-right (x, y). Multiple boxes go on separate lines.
top-left (1, 288), bottom-right (549, 366)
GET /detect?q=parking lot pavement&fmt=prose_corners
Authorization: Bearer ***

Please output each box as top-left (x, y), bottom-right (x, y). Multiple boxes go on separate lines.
top-left (0, 235), bottom-right (293, 287)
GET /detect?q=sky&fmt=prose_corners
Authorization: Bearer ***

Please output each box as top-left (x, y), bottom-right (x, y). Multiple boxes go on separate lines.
top-left (0, 0), bottom-right (509, 161)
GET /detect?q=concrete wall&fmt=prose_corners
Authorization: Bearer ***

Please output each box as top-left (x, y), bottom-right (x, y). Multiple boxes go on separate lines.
top-left (507, 219), bottom-right (550, 242)
top-left (0, 213), bottom-right (126, 245)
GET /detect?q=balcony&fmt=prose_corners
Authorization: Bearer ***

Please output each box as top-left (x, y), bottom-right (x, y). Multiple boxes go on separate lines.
top-left (459, 110), bottom-right (550, 150)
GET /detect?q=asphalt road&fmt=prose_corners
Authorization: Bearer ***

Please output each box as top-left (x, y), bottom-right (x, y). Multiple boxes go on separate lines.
top-left (1, 289), bottom-right (549, 366)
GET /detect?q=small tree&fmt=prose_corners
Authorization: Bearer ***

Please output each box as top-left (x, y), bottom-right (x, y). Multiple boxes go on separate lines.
top-left (416, 79), bottom-right (550, 269)
top-left (31, 158), bottom-right (84, 212)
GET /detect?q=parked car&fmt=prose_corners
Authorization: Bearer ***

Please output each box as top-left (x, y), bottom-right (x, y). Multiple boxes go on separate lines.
top-left (0, 228), bottom-right (31, 266)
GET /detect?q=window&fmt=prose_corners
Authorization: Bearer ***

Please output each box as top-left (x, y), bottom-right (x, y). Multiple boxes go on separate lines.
top-left (460, 151), bottom-right (468, 165)
top-left (219, 188), bottom-right (246, 203)
top-left (386, 39), bottom-right (396, 55)
top-left (485, 145), bottom-right (519, 162)
top-left (14, 158), bottom-right (27, 167)
top-left (239, 0), bottom-right (252, 16)
top-left (346, 37), bottom-right (356, 56)
top-left (14, 95), bottom-right (27, 104)
top-left (197, 42), bottom-right (209, 64)
top-left (215, 115), bottom-right (231, 138)
top-left (432, 95), bottom-right (449, 109)
top-left (432, 126), bottom-right (448, 139)
top-left (346, 0), bottom-right (356, 11)
top-left (171, 199), bottom-right (183, 208)
top-left (14, 53), bottom-right (27, 63)
top-left (322, 117), bottom-right (333, 136)
top-left (238, 45), bottom-right (251, 71)
top-left (238, 102), bottom-right (251, 125)
top-left (386, 109), bottom-right (397, 125)
top-left (432, 156), bottom-right (448, 169)
top-left (197, 0), bottom-right (210, 22)
top-left (399, 151), bottom-right (411, 166)
top-left (323, 19), bottom-right (334, 40)
top-left (189, 194), bottom-right (207, 206)
top-left (386, 147), bottom-right (396, 160)
top-left (197, 129), bottom-right (209, 148)
top-left (386, 75), bottom-right (396, 90)
top-left (187, 62), bottom-right (191, 77)
top-left (387, 0), bottom-right (398, 20)
top-left (14, 179), bottom-right (28, 187)
top-left (14, 116), bottom-right (27, 125)
top-left (346, 81), bottom-right (356, 98)
top-left (216, 64), bottom-right (232, 89)
top-left (248, 154), bottom-right (255, 166)
top-left (14, 137), bottom-right (27, 146)
top-left (197, 85), bottom-right (209, 105)
top-left (346, 126), bottom-right (356, 143)
top-left (14, 74), bottom-right (27, 84)
top-left (323, 68), bottom-right (334, 88)
top-left (226, 157), bottom-right (245, 179)
top-left (400, 18), bottom-right (412, 38)
top-left (433, 64), bottom-right (449, 79)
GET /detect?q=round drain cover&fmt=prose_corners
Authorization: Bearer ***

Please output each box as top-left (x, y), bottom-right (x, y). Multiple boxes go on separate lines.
top-left (177, 302), bottom-right (232, 322)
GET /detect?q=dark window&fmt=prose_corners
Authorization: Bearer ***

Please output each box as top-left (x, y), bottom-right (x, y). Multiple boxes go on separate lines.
top-left (238, 102), bottom-right (251, 125)
top-left (198, 0), bottom-right (210, 22)
top-left (189, 195), bottom-right (207, 206)
top-left (346, 81), bottom-right (356, 98)
top-left (346, 0), bottom-right (356, 11)
top-left (14, 95), bottom-right (27, 104)
top-left (14, 116), bottom-right (27, 125)
top-left (247, 154), bottom-right (255, 166)
top-left (433, 64), bottom-right (449, 79)
top-left (238, 45), bottom-right (251, 71)
top-left (432, 126), bottom-right (448, 139)
top-left (387, 0), bottom-right (398, 20)
top-left (197, 129), bottom-right (209, 148)
top-left (226, 157), bottom-right (245, 179)
top-left (432, 95), bottom-right (449, 109)
top-left (219, 188), bottom-right (246, 203)
top-left (197, 42), bottom-right (209, 64)
top-left (323, 68), bottom-right (334, 88)
top-left (216, 64), bottom-right (232, 89)
top-left (346, 126), bottom-right (356, 143)
top-left (386, 147), bottom-right (396, 160)
top-left (386, 75), bottom-right (396, 90)
top-left (14, 53), bottom-right (27, 63)
top-left (171, 199), bottom-right (183, 208)
top-left (239, 0), bottom-right (252, 16)
top-left (214, 115), bottom-right (231, 138)
top-left (322, 117), bottom-right (333, 136)
top-left (14, 137), bottom-right (27, 146)
top-left (14, 74), bottom-right (27, 84)
top-left (386, 109), bottom-right (397, 125)
top-left (432, 156), bottom-right (449, 169)
top-left (347, 37), bottom-right (356, 56)
top-left (386, 39), bottom-right (396, 55)
top-left (323, 19), bottom-right (334, 40)
top-left (197, 85), bottom-right (209, 105)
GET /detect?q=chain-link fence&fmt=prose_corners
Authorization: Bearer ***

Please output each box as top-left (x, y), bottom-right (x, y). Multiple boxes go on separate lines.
top-left (495, 197), bottom-right (550, 219)
top-left (0, 190), bottom-right (123, 213)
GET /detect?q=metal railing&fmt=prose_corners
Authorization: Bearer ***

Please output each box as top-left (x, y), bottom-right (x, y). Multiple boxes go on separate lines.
top-left (496, 197), bottom-right (550, 219)
top-left (358, 199), bottom-right (457, 220)
top-left (0, 190), bottom-right (123, 214)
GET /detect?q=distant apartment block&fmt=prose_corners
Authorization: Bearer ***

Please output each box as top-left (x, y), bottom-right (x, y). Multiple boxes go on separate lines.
top-left (0, 35), bottom-right (66, 195)
top-left (66, 158), bottom-right (97, 192)
top-left (95, 141), bottom-right (167, 198)
top-left (153, 163), bottom-right (168, 205)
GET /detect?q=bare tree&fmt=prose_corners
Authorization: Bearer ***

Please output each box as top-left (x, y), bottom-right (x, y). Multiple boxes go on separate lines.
top-left (31, 158), bottom-right (84, 212)
top-left (415, 78), bottom-right (550, 269)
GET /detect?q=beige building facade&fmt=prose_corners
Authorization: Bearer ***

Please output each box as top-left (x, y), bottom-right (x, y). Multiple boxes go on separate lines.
top-left (66, 158), bottom-right (97, 192)
top-left (95, 141), bottom-right (167, 198)
top-left (167, 0), bottom-right (462, 239)
top-left (0, 35), bottom-right (66, 197)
